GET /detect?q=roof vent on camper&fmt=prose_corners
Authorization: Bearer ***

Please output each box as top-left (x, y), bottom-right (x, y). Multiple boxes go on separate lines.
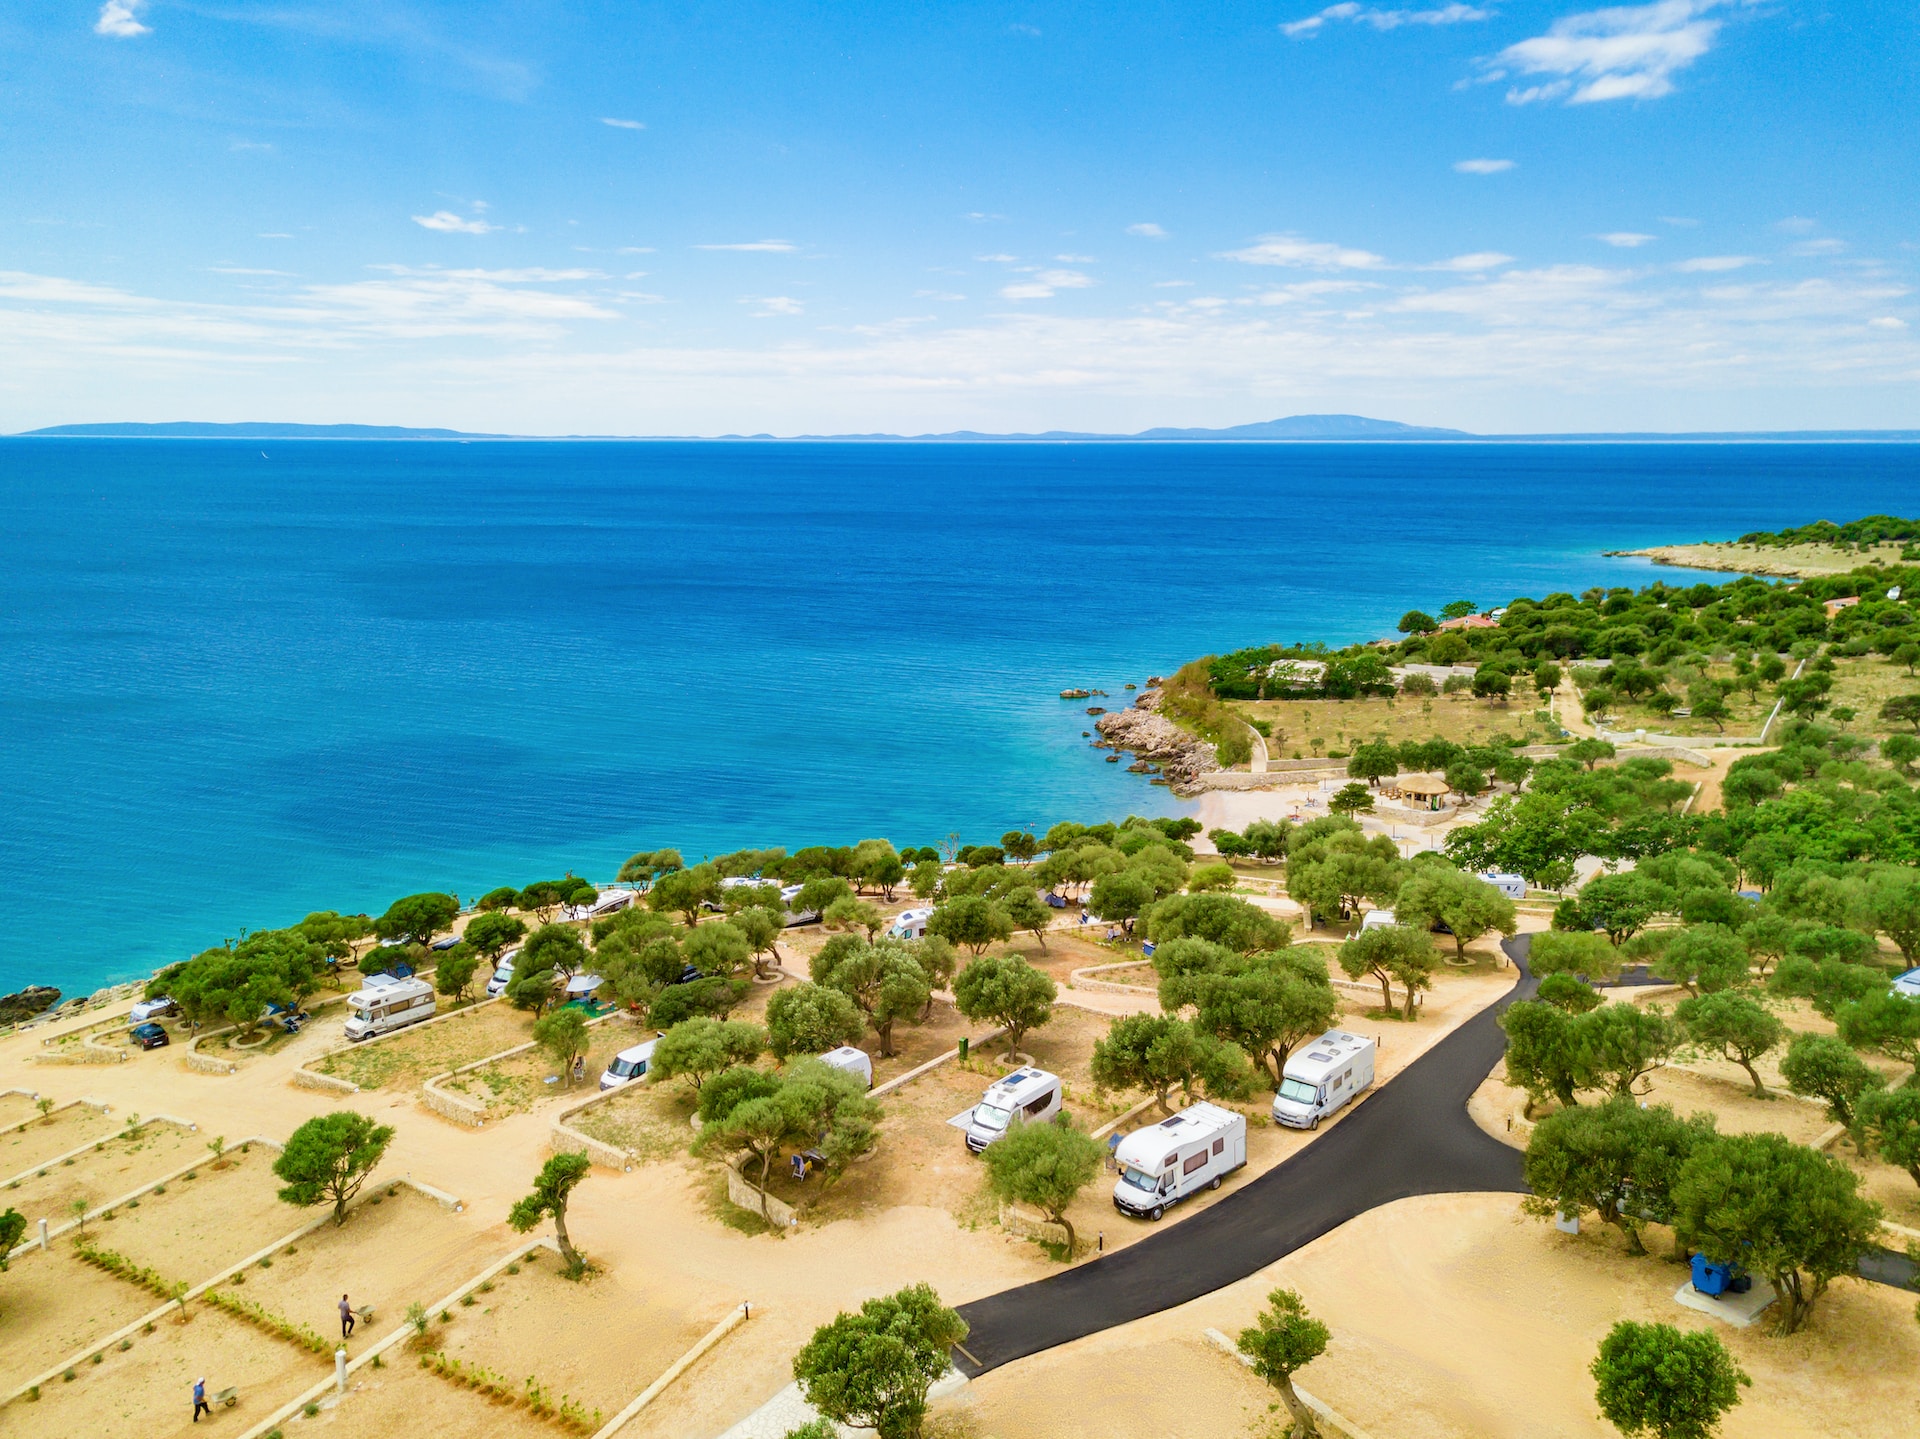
top-left (1307, 1051), bottom-right (1332, 1062)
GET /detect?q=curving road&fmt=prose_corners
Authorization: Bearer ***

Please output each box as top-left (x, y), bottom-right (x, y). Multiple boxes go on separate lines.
top-left (952, 937), bottom-right (1539, 1375)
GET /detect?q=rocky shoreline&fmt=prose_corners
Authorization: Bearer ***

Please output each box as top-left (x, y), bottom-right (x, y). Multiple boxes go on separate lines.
top-left (1093, 688), bottom-right (1221, 793)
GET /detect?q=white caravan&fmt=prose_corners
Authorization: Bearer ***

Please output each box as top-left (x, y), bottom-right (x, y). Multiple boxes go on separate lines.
top-left (599, 1037), bottom-right (661, 1091)
top-left (779, 883), bottom-right (821, 926)
top-left (565, 887), bottom-right (637, 921)
top-left (1111, 1102), bottom-right (1248, 1221)
top-left (1272, 1030), bottom-right (1376, 1130)
top-left (1480, 872), bottom-right (1527, 900)
top-left (887, 907), bottom-right (934, 941)
top-left (344, 975), bottom-right (435, 1042)
top-left (964, 1067), bottom-right (1061, 1153)
top-left (818, 1045), bottom-right (875, 1088)
top-left (484, 946), bottom-right (522, 999)
top-left (1360, 909), bottom-right (1396, 932)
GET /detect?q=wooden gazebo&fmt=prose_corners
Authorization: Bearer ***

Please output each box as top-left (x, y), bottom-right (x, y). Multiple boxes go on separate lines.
top-left (1386, 773), bottom-right (1452, 810)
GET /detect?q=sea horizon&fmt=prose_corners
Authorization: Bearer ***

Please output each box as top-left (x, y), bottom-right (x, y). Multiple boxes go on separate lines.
top-left (5, 438), bottom-right (1917, 1000)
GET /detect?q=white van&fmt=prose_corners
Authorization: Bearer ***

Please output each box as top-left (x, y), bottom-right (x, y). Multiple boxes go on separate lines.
top-left (818, 1045), bottom-right (874, 1089)
top-left (1480, 872), bottom-right (1527, 900)
top-left (344, 975), bottom-right (435, 1042)
top-left (1272, 1030), bottom-right (1376, 1130)
top-left (964, 1067), bottom-right (1061, 1154)
top-left (887, 907), bottom-right (934, 941)
top-left (1111, 1102), bottom-right (1248, 1221)
top-left (484, 946), bottom-right (522, 999)
top-left (599, 1036), bottom-right (661, 1091)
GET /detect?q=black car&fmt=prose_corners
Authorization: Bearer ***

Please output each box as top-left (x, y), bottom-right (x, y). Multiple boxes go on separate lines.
top-left (130, 1021), bottom-right (170, 1049)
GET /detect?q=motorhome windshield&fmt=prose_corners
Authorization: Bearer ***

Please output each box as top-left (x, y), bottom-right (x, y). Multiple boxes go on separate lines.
top-left (1118, 1166), bottom-right (1159, 1193)
top-left (974, 1102), bottom-right (1012, 1129)
top-left (608, 1056), bottom-right (643, 1078)
top-left (1279, 1078), bottom-right (1319, 1105)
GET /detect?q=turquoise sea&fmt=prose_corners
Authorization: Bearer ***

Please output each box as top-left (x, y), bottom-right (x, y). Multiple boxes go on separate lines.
top-left (4, 439), bottom-right (1918, 997)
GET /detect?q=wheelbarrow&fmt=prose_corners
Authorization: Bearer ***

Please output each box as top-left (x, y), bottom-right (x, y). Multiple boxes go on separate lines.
top-left (213, 1385), bottom-right (239, 1408)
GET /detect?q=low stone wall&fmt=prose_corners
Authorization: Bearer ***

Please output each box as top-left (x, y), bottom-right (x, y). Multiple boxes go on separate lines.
top-left (293, 993), bottom-right (499, 1090)
top-left (32, 1044), bottom-right (127, 1066)
top-left (290, 1067), bottom-right (356, 1093)
top-left (726, 1159), bottom-right (798, 1228)
top-left (999, 1202), bottom-right (1068, 1247)
top-left (551, 1087), bottom-right (639, 1170)
top-left (423, 1009), bottom-right (625, 1129)
top-left (1068, 961), bottom-right (1154, 996)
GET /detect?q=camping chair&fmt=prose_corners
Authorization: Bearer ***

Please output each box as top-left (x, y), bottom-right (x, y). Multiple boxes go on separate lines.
top-left (1105, 1132), bottom-right (1123, 1171)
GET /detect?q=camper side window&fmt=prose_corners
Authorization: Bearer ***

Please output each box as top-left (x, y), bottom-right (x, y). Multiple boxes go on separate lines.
top-left (1024, 1095), bottom-right (1050, 1118)
top-left (1212, 1138), bottom-right (1224, 1155)
top-left (1182, 1152), bottom-right (1207, 1175)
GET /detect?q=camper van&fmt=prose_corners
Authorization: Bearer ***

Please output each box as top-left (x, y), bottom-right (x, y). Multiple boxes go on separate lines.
top-left (779, 883), bottom-right (821, 927)
top-left (484, 947), bottom-right (522, 999)
top-left (1360, 909), bottom-right (1396, 932)
top-left (599, 1036), bottom-right (661, 1091)
top-left (818, 1045), bottom-right (874, 1088)
top-left (1480, 872), bottom-right (1527, 900)
top-left (964, 1067), bottom-right (1061, 1153)
top-left (887, 907), bottom-right (934, 941)
top-left (344, 975), bottom-right (436, 1041)
top-left (564, 887), bottom-right (637, 922)
top-left (1892, 969), bottom-right (1920, 1000)
top-left (1111, 1102), bottom-right (1248, 1221)
top-left (1272, 1030), bottom-right (1376, 1130)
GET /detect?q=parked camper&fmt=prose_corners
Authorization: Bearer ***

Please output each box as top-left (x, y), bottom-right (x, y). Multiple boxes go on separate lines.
top-left (1272, 1030), bottom-right (1376, 1130)
top-left (1892, 969), bottom-right (1920, 1001)
top-left (344, 975), bottom-right (436, 1042)
top-left (599, 1036), bottom-right (661, 1091)
top-left (565, 887), bottom-right (637, 922)
top-left (1360, 909), bottom-right (1396, 932)
top-left (484, 946), bottom-right (522, 999)
top-left (818, 1045), bottom-right (874, 1089)
top-left (1111, 1102), bottom-right (1248, 1220)
top-left (779, 883), bottom-right (822, 927)
top-left (1480, 872), bottom-right (1527, 901)
top-left (887, 907), bottom-right (934, 941)
top-left (964, 1067), bottom-right (1061, 1153)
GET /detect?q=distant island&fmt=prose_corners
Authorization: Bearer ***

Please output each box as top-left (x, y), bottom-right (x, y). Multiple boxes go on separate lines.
top-left (17, 415), bottom-right (1920, 443)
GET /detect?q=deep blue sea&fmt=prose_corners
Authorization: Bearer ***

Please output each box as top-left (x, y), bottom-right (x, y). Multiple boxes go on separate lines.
top-left (4, 439), bottom-right (1917, 997)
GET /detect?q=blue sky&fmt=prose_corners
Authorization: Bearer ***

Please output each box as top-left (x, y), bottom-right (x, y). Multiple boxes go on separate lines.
top-left (1, 1), bottom-right (1914, 433)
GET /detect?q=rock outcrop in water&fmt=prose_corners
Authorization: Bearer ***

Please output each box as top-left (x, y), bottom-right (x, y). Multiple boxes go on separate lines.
top-left (0, 985), bottom-right (61, 1025)
top-left (1094, 689), bottom-right (1219, 792)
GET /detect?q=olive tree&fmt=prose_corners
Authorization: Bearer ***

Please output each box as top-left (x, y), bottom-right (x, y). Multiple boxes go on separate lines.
top-left (1675, 991), bottom-right (1786, 1097)
top-left (1779, 1033), bottom-right (1884, 1131)
top-left (1393, 868), bottom-right (1516, 963)
top-left (1089, 1013), bottom-right (1251, 1113)
top-left (273, 1112), bottom-right (395, 1226)
top-left (650, 1017), bottom-right (767, 1091)
top-left (766, 982), bottom-right (866, 1060)
top-left (1590, 1320), bottom-right (1749, 1439)
top-left (1338, 924), bottom-right (1437, 1018)
top-left (953, 953), bottom-right (1056, 1055)
top-left (508, 1151), bottom-right (592, 1274)
top-left (791, 1284), bottom-right (969, 1439)
top-left (980, 1118), bottom-right (1104, 1256)
top-left (1236, 1288), bottom-right (1331, 1439)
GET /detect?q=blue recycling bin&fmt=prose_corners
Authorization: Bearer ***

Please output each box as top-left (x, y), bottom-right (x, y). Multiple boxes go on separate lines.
top-left (1690, 1254), bottom-right (1731, 1295)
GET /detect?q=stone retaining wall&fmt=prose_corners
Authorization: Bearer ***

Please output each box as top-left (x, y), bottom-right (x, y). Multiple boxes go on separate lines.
top-left (999, 1202), bottom-right (1068, 1247)
top-left (727, 1159), bottom-right (798, 1228)
top-left (290, 1067), bottom-right (356, 1093)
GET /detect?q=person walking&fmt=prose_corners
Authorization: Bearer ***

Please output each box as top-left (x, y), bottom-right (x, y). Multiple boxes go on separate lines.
top-left (192, 1377), bottom-right (210, 1422)
top-left (340, 1293), bottom-right (355, 1340)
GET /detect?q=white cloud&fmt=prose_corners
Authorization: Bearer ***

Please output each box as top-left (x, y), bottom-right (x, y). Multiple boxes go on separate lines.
top-left (1428, 252), bottom-right (1515, 271)
top-left (1127, 223), bottom-right (1168, 238)
top-left (1038, 269), bottom-right (1095, 288)
top-left (229, 140), bottom-right (275, 154)
top-left (94, 1), bottom-right (149, 38)
top-left (1055, 253), bottom-right (1096, 263)
top-left (600, 118), bottom-right (646, 130)
top-left (1868, 317), bottom-right (1908, 331)
top-left (1218, 234), bottom-right (1388, 270)
top-left (1789, 238), bottom-right (1846, 257)
top-left (1492, 1), bottom-right (1749, 106)
top-left (745, 296), bottom-right (804, 316)
top-left (413, 211), bottom-right (499, 235)
top-left (1598, 232), bottom-right (1658, 248)
top-left (625, 271), bottom-right (650, 280)
top-left (617, 247), bottom-right (655, 255)
top-left (1284, 3), bottom-right (1490, 38)
top-left (1660, 216), bottom-right (1701, 227)
top-left (258, 233), bottom-right (294, 240)
top-left (915, 291), bottom-right (968, 302)
top-left (1674, 255), bottom-right (1759, 272)
top-left (1001, 270), bottom-right (1096, 301)
top-left (1152, 280), bottom-right (1195, 288)
top-left (975, 253), bottom-right (1019, 264)
top-left (696, 240), bottom-right (797, 252)
top-left (1454, 158), bottom-right (1515, 174)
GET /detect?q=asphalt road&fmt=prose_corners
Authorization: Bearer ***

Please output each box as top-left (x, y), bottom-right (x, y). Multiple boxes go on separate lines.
top-left (951, 938), bottom-right (1539, 1375)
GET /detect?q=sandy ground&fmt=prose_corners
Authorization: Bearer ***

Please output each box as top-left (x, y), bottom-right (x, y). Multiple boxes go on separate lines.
top-left (1, 1121), bottom-right (197, 1231)
top-left (945, 1190), bottom-right (1920, 1439)
top-left (0, 1103), bottom-right (117, 1179)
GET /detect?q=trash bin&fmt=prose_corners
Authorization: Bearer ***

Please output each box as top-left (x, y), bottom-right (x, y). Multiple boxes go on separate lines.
top-left (1690, 1254), bottom-right (1742, 1296)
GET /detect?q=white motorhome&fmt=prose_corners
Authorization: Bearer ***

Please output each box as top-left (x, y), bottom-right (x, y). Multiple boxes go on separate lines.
top-left (1111, 1102), bottom-right (1248, 1221)
top-left (344, 975), bottom-right (435, 1042)
top-left (484, 946), bottom-right (522, 999)
top-left (964, 1067), bottom-right (1061, 1153)
top-left (1272, 1030), bottom-right (1376, 1130)
top-left (599, 1037), bottom-right (661, 1090)
top-left (1480, 872), bottom-right (1527, 900)
top-left (1892, 969), bottom-right (1920, 1000)
top-left (887, 907), bottom-right (934, 941)
top-left (1360, 909), bottom-right (1396, 932)
top-left (564, 886), bottom-right (637, 921)
top-left (779, 883), bottom-right (821, 927)
top-left (818, 1045), bottom-right (874, 1089)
